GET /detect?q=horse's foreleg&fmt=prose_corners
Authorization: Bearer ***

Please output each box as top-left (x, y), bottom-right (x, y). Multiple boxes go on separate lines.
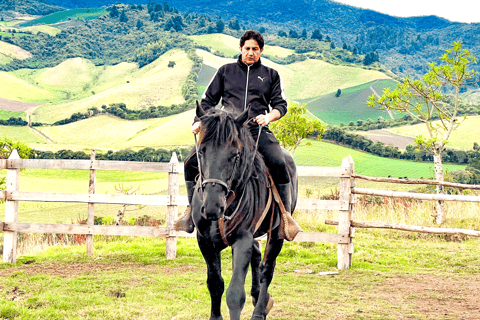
top-left (250, 240), bottom-right (262, 305)
top-left (198, 235), bottom-right (224, 320)
top-left (251, 236), bottom-right (284, 320)
top-left (227, 235), bottom-right (253, 320)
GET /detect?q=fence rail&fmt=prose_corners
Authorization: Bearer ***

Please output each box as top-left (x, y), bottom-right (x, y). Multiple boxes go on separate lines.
top-left (1, 151), bottom-right (356, 269)
top-left (4, 152), bottom-right (480, 270)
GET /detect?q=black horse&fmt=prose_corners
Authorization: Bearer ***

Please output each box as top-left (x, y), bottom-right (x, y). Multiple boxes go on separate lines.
top-left (191, 103), bottom-right (298, 320)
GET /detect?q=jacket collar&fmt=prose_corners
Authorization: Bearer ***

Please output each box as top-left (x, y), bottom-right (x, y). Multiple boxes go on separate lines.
top-left (237, 54), bottom-right (262, 70)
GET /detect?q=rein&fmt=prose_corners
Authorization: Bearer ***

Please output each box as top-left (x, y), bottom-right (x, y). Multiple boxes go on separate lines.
top-left (195, 119), bottom-right (265, 246)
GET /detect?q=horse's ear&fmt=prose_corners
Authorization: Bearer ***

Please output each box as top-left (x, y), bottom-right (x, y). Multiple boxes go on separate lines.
top-left (196, 100), bottom-right (206, 118)
top-left (235, 106), bottom-right (250, 127)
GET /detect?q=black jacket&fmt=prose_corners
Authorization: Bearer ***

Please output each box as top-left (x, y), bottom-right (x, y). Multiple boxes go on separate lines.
top-left (200, 55), bottom-right (287, 125)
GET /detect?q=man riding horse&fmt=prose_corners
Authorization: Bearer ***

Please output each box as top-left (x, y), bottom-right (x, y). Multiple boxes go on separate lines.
top-left (175, 30), bottom-right (301, 241)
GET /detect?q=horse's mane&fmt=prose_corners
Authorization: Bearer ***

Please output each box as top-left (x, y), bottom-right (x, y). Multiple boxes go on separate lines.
top-left (198, 109), bottom-right (269, 222)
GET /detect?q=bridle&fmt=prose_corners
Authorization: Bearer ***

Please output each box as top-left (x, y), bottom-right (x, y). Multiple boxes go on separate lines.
top-left (195, 119), bottom-right (263, 221)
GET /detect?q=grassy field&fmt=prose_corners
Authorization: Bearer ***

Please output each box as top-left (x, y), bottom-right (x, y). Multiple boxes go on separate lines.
top-left (35, 110), bottom-right (195, 151)
top-left (31, 49), bottom-right (193, 124)
top-left (388, 115), bottom-right (480, 150)
top-left (293, 139), bottom-right (464, 178)
top-left (1, 200), bottom-right (480, 319)
top-left (303, 79), bottom-right (400, 125)
top-left (188, 33), bottom-right (295, 58)
top-left (0, 40), bottom-right (31, 60)
top-left (19, 8), bottom-right (107, 27)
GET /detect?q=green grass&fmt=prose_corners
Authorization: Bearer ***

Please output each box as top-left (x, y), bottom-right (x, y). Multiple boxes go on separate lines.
top-left (388, 115), bottom-right (480, 150)
top-left (0, 231), bottom-right (479, 319)
top-left (19, 8), bottom-right (107, 27)
top-left (0, 126), bottom-right (48, 144)
top-left (31, 49), bottom-right (193, 124)
top-left (293, 139), bottom-right (464, 178)
top-left (302, 79), bottom-right (400, 125)
top-left (0, 109), bottom-right (26, 120)
top-left (0, 53), bottom-right (12, 65)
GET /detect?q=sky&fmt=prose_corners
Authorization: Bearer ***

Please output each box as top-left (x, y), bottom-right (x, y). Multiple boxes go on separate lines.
top-left (336, 0), bottom-right (480, 23)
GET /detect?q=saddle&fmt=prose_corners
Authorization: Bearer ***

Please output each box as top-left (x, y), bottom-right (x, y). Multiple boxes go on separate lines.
top-left (218, 172), bottom-right (297, 246)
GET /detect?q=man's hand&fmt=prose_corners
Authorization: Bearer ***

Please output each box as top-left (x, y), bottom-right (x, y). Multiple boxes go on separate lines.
top-left (254, 113), bottom-right (271, 126)
top-left (192, 122), bottom-right (201, 134)
top-left (254, 109), bottom-right (281, 127)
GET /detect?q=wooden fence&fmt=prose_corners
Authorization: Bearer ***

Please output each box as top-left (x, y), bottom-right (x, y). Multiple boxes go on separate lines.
top-left (1, 150), bottom-right (356, 269)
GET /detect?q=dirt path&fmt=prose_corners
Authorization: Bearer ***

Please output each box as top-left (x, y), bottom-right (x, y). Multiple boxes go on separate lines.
top-left (360, 128), bottom-right (415, 149)
top-left (0, 97), bottom-right (41, 112)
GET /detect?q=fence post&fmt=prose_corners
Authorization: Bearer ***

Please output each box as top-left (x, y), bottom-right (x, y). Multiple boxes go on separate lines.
top-left (87, 150), bottom-right (96, 256)
top-left (337, 155), bottom-right (355, 270)
top-left (166, 152), bottom-right (179, 259)
top-left (3, 150), bottom-right (20, 263)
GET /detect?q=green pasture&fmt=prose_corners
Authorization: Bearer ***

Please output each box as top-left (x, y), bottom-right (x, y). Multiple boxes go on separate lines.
top-left (188, 33), bottom-right (295, 58)
top-left (19, 8), bottom-right (107, 27)
top-left (1, 229), bottom-right (479, 319)
top-left (0, 53), bottom-right (12, 65)
top-left (32, 110), bottom-right (195, 152)
top-left (293, 139), bottom-right (464, 178)
top-left (0, 126), bottom-right (48, 144)
top-left (388, 115), bottom-right (480, 150)
top-left (32, 49), bottom-right (193, 124)
top-left (303, 79), bottom-right (399, 125)
top-left (0, 109), bottom-right (26, 120)
top-left (0, 31), bottom-right (30, 38)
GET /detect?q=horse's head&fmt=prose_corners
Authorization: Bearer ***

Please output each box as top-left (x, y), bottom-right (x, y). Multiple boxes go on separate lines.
top-left (195, 101), bottom-right (250, 221)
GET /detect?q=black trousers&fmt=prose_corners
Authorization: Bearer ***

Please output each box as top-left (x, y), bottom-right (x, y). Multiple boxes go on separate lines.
top-left (184, 126), bottom-right (290, 185)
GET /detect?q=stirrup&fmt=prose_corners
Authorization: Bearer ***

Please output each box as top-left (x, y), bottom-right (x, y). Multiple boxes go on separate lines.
top-left (173, 206), bottom-right (195, 233)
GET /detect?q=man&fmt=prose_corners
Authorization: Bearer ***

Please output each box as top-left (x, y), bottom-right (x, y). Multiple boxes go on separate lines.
top-left (175, 30), bottom-right (301, 240)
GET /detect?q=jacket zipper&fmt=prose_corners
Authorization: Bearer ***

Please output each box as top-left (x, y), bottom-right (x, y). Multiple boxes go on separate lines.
top-left (243, 65), bottom-right (250, 110)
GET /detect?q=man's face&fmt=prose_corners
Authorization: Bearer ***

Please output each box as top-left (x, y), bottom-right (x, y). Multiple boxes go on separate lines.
top-left (240, 39), bottom-right (263, 65)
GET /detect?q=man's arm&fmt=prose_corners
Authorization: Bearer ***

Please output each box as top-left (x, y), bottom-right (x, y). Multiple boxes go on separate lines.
top-left (269, 71), bottom-right (287, 118)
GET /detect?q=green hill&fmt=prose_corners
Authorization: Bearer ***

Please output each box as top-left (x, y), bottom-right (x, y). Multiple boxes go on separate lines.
top-left (1, 49), bottom-right (194, 124)
top-left (302, 79), bottom-right (399, 125)
top-left (19, 8), bottom-right (107, 27)
top-left (294, 140), bottom-right (464, 178)
top-left (388, 115), bottom-right (480, 150)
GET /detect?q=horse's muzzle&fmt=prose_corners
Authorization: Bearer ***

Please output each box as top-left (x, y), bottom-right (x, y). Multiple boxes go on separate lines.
top-left (201, 203), bottom-right (225, 221)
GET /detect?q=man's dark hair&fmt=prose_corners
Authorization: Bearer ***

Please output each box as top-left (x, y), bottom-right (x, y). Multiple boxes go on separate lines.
top-left (240, 30), bottom-right (264, 49)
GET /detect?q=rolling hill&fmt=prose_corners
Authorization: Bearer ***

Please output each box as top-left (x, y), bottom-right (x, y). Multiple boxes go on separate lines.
top-left (387, 115), bottom-right (480, 150)
top-left (0, 49), bottom-right (194, 123)
top-left (302, 79), bottom-right (399, 125)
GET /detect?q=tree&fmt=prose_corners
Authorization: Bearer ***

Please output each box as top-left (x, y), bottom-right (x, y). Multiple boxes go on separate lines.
top-left (119, 10), bottom-right (128, 23)
top-left (311, 29), bottom-right (322, 41)
top-left (368, 42), bottom-right (477, 224)
top-left (0, 138), bottom-right (31, 190)
top-left (335, 89), bottom-right (341, 97)
top-left (216, 18), bottom-right (225, 33)
top-left (270, 102), bottom-right (326, 154)
top-left (108, 5), bottom-right (119, 18)
top-left (301, 29), bottom-right (307, 39)
top-left (288, 30), bottom-right (299, 39)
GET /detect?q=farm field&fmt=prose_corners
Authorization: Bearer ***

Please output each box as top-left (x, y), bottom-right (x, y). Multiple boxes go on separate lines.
top-left (0, 40), bottom-right (32, 61)
top-left (19, 8), bottom-right (107, 27)
top-left (302, 79), bottom-right (400, 125)
top-left (388, 115), bottom-right (480, 150)
top-left (26, 49), bottom-right (193, 124)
